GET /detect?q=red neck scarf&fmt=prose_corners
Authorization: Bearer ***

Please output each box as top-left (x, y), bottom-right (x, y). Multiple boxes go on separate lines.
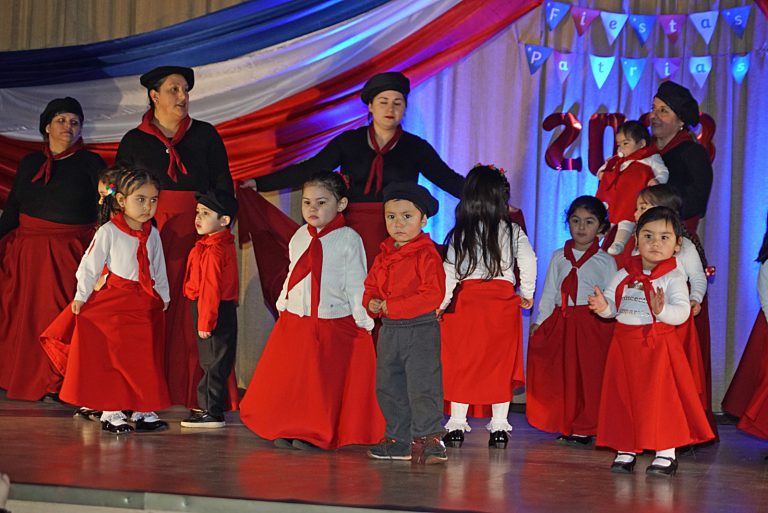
top-left (600, 144), bottom-right (659, 192)
top-left (137, 108), bottom-right (192, 182)
top-left (655, 129), bottom-right (695, 156)
top-left (364, 124), bottom-right (403, 195)
top-left (560, 238), bottom-right (600, 314)
top-left (615, 255), bottom-right (677, 322)
top-left (286, 213), bottom-right (346, 319)
top-left (32, 138), bottom-right (84, 184)
top-left (111, 212), bottom-right (156, 298)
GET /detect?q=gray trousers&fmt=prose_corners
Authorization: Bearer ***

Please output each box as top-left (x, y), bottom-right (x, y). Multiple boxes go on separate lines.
top-left (377, 312), bottom-right (444, 443)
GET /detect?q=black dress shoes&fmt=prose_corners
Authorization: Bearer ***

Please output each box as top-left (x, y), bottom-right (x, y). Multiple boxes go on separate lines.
top-left (488, 431), bottom-right (509, 449)
top-left (443, 430), bottom-right (465, 448)
top-left (646, 456), bottom-right (678, 477)
top-left (134, 419), bottom-right (169, 432)
top-left (556, 434), bottom-right (594, 449)
top-left (610, 453), bottom-right (636, 473)
top-left (102, 421), bottom-right (134, 434)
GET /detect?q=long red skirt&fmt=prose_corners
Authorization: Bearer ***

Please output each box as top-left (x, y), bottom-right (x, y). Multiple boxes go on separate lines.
top-left (50, 275), bottom-right (171, 412)
top-left (240, 312), bottom-right (384, 449)
top-left (736, 314), bottom-right (768, 438)
top-left (722, 312), bottom-right (768, 417)
top-left (441, 280), bottom-right (524, 408)
top-left (694, 295), bottom-right (716, 432)
top-left (0, 215), bottom-right (94, 400)
top-left (345, 202), bottom-right (387, 270)
top-left (596, 323), bottom-right (715, 452)
top-left (154, 190), bottom-right (238, 410)
top-left (526, 305), bottom-right (614, 435)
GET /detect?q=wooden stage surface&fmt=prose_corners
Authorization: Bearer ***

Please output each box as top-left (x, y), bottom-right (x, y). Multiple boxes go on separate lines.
top-left (1, 394), bottom-right (768, 513)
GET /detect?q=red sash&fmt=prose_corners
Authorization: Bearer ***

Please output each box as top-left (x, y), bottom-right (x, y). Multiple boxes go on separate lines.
top-left (364, 124), bottom-right (403, 195)
top-left (32, 138), bottom-right (85, 184)
top-left (111, 213), bottom-right (156, 299)
top-left (137, 108), bottom-right (191, 182)
top-left (560, 239), bottom-right (600, 314)
top-left (615, 255), bottom-right (678, 322)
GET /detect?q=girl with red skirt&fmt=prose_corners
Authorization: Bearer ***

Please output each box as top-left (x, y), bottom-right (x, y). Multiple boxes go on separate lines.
top-left (439, 165), bottom-right (537, 449)
top-left (526, 196), bottom-right (616, 447)
top-left (723, 215), bottom-right (768, 435)
top-left (43, 167), bottom-right (172, 434)
top-left (240, 171), bottom-right (384, 450)
top-left (589, 207), bottom-right (714, 476)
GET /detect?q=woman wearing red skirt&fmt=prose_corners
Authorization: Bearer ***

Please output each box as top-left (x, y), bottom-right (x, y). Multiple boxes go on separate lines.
top-left (526, 196), bottom-right (615, 447)
top-left (589, 207), bottom-right (714, 476)
top-left (723, 217), bottom-right (768, 435)
top-left (439, 165), bottom-right (536, 449)
top-left (240, 172), bottom-right (384, 450)
top-left (0, 97), bottom-right (103, 401)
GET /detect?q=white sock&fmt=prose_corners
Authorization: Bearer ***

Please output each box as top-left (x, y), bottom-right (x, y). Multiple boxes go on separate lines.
top-left (101, 411), bottom-right (127, 425)
top-left (487, 402), bottom-right (513, 432)
top-left (131, 411), bottom-right (160, 422)
top-left (614, 452), bottom-right (636, 463)
top-left (653, 448), bottom-right (676, 467)
top-left (445, 402), bottom-right (471, 432)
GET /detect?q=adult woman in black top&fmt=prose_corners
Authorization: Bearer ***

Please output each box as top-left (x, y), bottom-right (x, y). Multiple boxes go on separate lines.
top-left (116, 66), bottom-right (234, 409)
top-left (0, 97), bottom-right (104, 400)
top-left (650, 81), bottom-right (713, 234)
top-left (244, 71), bottom-right (465, 265)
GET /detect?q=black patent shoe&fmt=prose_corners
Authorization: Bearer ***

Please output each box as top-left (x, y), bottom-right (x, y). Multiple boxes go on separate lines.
top-left (488, 431), bottom-right (509, 449)
top-left (610, 453), bottom-right (636, 474)
top-left (556, 434), bottom-right (595, 449)
top-left (646, 456), bottom-right (678, 477)
top-left (74, 407), bottom-right (102, 421)
top-left (443, 430), bottom-right (465, 448)
top-left (134, 419), bottom-right (169, 433)
top-left (102, 420), bottom-right (134, 434)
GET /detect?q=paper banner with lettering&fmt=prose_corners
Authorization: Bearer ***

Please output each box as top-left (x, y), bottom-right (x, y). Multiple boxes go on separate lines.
top-left (545, 1), bottom-right (570, 31)
top-left (654, 57), bottom-right (681, 79)
top-left (600, 11), bottom-right (628, 44)
top-left (658, 14), bottom-right (686, 44)
top-left (620, 57), bottom-right (646, 90)
top-left (571, 7), bottom-right (599, 36)
top-left (731, 54), bottom-right (750, 84)
top-left (722, 5), bottom-right (751, 38)
top-left (688, 56), bottom-right (713, 88)
top-left (553, 51), bottom-right (575, 83)
top-left (629, 14), bottom-right (656, 46)
top-left (688, 11), bottom-right (719, 45)
top-left (525, 44), bottom-right (553, 74)
top-left (589, 54), bottom-right (615, 89)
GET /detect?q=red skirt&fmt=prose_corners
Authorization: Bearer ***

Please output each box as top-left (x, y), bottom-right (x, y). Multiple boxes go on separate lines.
top-left (722, 312), bottom-right (768, 417)
top-left (736, 315), bottom-right (768, 438)
top-left (345, 202), bottom-right (387, 270)
top-left (240, 312), bottom-right (384, 449)
top-left (695, 295), bottom-right (716, 428)
top-left (154, 190), bottom-right (239, 410)
top-left (441, 280), bottom-right (524, 407)
top-left (526, 305), bottom-right (614, 435)
top-left (0, 215), bottom-right (94, 400)
top-left (54, 275), bottom-right (171, 412)
top-left (596, 323), bottom-right (715, 452)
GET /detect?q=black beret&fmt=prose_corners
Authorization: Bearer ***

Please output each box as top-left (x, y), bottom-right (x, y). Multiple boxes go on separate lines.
top-left (39, 97), bottom-right (83, 136)
top-left (195, 189), bottom-right (238, 219)
top-left (140, 66), bottom-right (195, 91)
top-left (655, 81), bottom-right (699, 127)
top-left (382, 181), bottom-right (439, 218)
top-left (360, 71), bottom-right (410, 104)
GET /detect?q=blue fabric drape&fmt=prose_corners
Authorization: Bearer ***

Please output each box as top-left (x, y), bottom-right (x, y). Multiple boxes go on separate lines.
top-left (0, 0), bottom-right (389, 87)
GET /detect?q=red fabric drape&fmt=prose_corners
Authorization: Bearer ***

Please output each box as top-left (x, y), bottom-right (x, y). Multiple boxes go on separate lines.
top-left (0, 0), bottom-right (541, 204)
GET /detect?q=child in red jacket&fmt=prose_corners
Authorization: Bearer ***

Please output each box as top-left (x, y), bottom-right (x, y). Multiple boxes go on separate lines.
top-left (181, 189), bottom-right (239, 428)
top-left (363, 182), bottom-right (447, 464)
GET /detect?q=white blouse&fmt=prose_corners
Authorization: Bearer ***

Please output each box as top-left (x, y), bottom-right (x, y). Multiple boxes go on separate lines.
top-left (75, 222), bottom-right (169, 304)
top-left (535, 248), bottom-right (616, 325)
top-left (632, 237), bottom-right (707, 303)
top-left (597, 267), bottom-right (690, 326)
top-left (441, 222), bottom-right (536, 310)
top-left (277, 225), bottom-right (374, 331)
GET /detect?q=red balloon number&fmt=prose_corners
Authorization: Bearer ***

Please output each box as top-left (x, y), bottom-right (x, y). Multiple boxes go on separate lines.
top-left (542, 112), bottom-right (582, 171)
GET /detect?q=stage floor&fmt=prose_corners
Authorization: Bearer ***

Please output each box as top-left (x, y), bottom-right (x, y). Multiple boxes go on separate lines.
top-left (1, 395), bottom-right (768, 513)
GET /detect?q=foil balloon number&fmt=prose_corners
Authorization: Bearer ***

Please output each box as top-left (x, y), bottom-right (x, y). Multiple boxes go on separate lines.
top-left (542, 112), bottom-right (583, 171)
top-left (588, 113), bottom-right (626, 176)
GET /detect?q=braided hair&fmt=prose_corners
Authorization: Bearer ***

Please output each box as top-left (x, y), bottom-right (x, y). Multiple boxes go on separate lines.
top-left (101, 164), bottom-right (161, 222)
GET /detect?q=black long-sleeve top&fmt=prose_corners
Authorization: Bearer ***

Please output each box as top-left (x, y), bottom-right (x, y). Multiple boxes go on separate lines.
top-left (255, 126), bottom-right (464, 202)
top-left (116, 120), bottom-right (233, 193)
top-left (661, 140), bottom-right (713, 220)
top-left (0, 149), bottom-right (103, 240)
